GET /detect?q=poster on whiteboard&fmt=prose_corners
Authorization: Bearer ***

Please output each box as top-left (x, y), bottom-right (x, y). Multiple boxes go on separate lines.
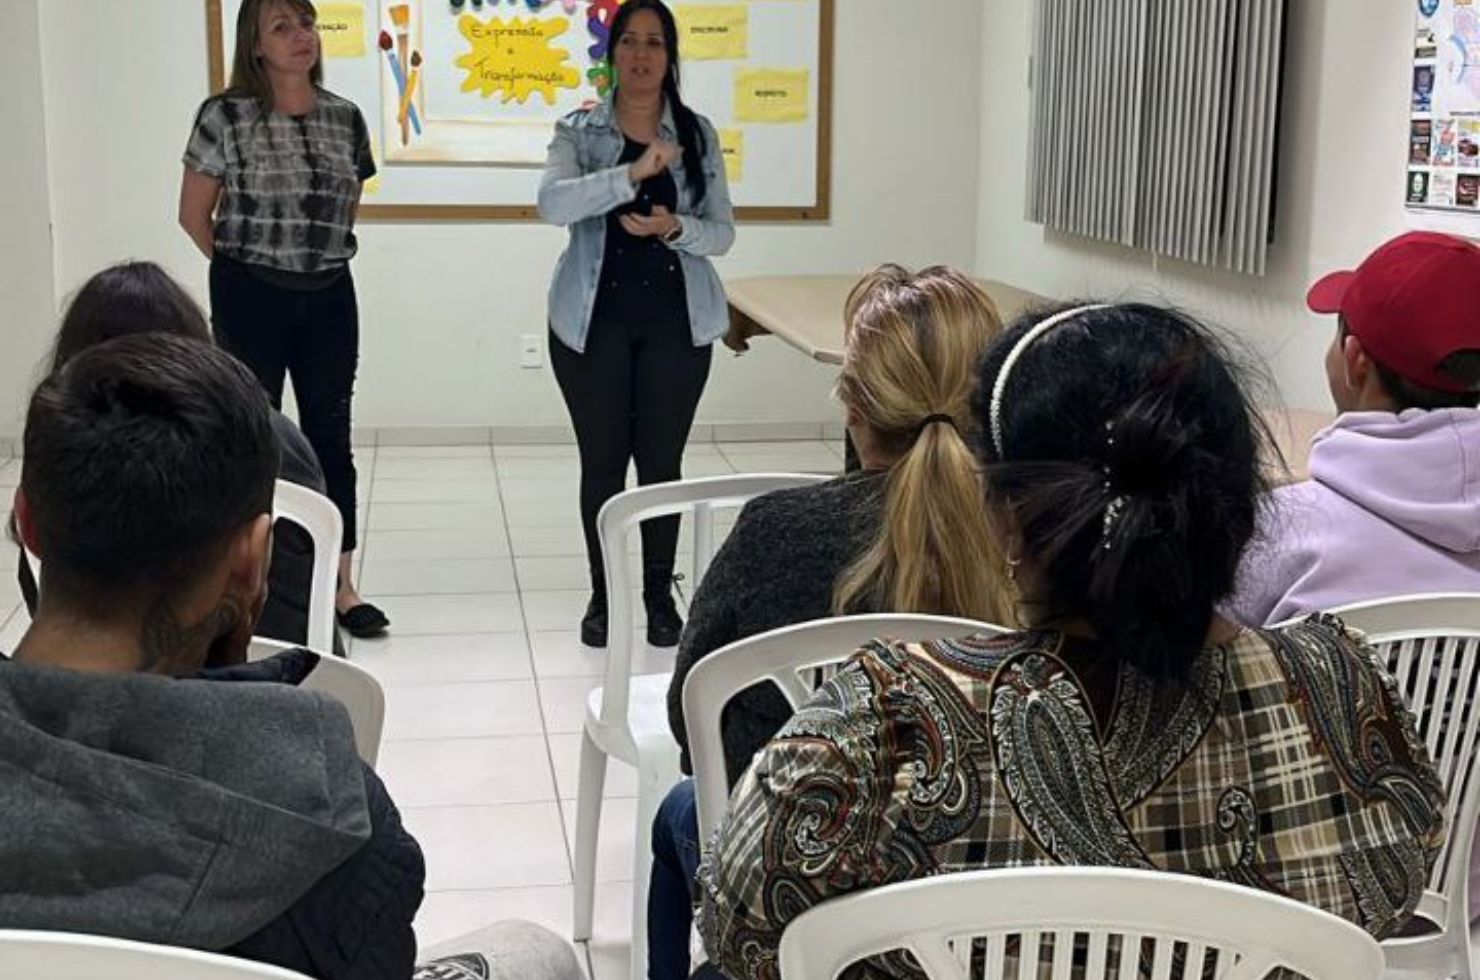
top-left (1407, 0), bottom-right (1480, 219)
top-left (206, 0), bottom-right (833, 220)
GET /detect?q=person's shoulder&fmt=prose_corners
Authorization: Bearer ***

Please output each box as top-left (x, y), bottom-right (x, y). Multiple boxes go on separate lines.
top-left (741, 472), bottom-right (878, 521)
top-left (193, 92), bottom-right (255, 127)
top-left (556, 103), bottom-right (604, 132)
top-left (726, 475), bottom-right (863, 548)
top-left (316, 89), bottom-right (370, 125)
top-left (1242, 614), bottom-right (1392, 698)
top-left (1241, 615), bottom-right (1445, 825)
top-left (690, 108), bottom-right (720, 136)
top-left (315, 88), bottom-right (362, 112)
top-left (787, 629), bottom-right (1035, 737)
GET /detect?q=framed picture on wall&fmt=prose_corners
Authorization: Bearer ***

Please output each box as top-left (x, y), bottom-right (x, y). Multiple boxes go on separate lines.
top-left (204, 0), bottom-right (834, 220)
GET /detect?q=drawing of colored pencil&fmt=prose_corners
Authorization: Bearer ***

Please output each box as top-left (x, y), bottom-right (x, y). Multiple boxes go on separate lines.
top-left (399, 51), bottom-right (422, 131)
top-left (389, 4), bottom-right (412, 146)
top-left (377, 30), bottom-right (422, 137)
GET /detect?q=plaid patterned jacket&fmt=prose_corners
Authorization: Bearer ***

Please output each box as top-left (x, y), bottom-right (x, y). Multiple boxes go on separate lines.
top-left (699, 617), bottom-right (1446, 980)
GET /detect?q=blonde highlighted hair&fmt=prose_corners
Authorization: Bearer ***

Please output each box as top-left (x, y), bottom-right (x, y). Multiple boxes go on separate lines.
top-left (832, 265), bottom-right (1012, 624)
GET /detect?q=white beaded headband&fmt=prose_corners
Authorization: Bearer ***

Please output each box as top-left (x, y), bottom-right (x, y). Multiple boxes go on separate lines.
top-left (989, 304), bottom-right (1110, 458)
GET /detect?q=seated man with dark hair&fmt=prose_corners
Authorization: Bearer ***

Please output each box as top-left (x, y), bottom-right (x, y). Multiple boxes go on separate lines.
top-left (0, 334), bottom-right (580, 980)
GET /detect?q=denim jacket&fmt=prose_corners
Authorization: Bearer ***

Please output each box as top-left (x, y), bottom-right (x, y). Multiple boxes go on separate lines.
top-left (539, 98), bottom-right (735, 353)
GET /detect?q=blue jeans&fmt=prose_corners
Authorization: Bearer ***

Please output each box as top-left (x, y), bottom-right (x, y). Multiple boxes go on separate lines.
top-left (650, 779), bottom-right (724, 980)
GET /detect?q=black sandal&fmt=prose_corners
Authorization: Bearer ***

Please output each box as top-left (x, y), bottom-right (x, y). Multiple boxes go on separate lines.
top-left (337, 602), bottom-right (390, 639)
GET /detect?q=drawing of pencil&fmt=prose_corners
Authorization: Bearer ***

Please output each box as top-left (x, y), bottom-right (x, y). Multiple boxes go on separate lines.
top-left (399, 51), bottom-right (422, 131)
top-left (389, 4), bottom-right (412, 147)
top-left (377, 30), bottom-right (422, 138)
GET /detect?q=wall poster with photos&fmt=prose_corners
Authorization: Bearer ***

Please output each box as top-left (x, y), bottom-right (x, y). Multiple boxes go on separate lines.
top-left (1407, 0), bottom-right (1480, 221)
top-left (205, 0), bottom-right (833, 220)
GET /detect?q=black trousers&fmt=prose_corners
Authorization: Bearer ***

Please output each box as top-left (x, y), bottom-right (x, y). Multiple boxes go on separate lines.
top-left (550, 317), bottom-right (712, 595)
top-left (210, 258), bottom-right (361, 553)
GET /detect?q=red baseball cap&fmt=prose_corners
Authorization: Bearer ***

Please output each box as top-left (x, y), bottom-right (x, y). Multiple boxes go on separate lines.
top-left (1307, 231), bottom-right (1480, 393)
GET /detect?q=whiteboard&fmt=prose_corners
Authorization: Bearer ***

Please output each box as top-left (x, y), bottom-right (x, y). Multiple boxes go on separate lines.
top-left (205, 0), bottom-right (833, 220)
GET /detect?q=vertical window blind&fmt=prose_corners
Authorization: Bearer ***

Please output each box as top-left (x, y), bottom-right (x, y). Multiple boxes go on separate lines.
top-left (1026, 0), bottom-right (1287, 275)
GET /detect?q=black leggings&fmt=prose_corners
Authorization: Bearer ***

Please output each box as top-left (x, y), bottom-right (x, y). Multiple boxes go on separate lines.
top-left (210, 258), bottom-right (361, 553)
top-left (551, 317), bottom-right (712, 595)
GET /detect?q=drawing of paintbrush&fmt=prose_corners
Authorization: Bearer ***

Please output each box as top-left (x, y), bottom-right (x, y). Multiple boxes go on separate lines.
top-left (398, 51), bottom-right (422, 132)
top-left (389, 4), bottom-right (412, 146)
top-left (377, 30), bottom-right (423, 138)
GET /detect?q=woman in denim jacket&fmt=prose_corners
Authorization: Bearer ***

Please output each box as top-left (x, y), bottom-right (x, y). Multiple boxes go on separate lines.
top-left (538, 0), bottom-right (735, 650)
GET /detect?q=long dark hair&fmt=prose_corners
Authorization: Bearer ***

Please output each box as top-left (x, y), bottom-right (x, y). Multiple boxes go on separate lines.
top-left (227, 0), bottom-right (324, 107)
top-left (972, 303), bottom-right (1278, 680)
top-left (610, 0), bottom-right (709, 207)
top-left (50, 261), bottom-right (211, 372)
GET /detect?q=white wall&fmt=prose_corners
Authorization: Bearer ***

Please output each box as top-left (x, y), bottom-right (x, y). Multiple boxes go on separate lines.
top-left (976, 0), bottom-right (1417, 410)
top-left (10, 0), bottom-right (986, 435)
top-left (0, 0), bottom-right (57, 439)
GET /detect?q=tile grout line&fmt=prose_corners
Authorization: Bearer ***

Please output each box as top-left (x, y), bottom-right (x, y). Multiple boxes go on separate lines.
top-left (355, 444), bottom-right (378, 581)
top-left (491, 444), bottom-right (581, 883)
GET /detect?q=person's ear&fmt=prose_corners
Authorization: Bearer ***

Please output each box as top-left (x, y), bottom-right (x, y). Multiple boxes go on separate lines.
top-left (12, 489), bottom-right (41, 558)
top-left (226, 513), bottom-right (272, 627)
top-left (204, 514), bottom-right (273, 670)
top-left (1342, 333), bottom-right (1376, 394)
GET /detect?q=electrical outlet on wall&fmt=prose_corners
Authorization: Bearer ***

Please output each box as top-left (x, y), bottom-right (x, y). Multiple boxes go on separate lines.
top-left (519, 334), bottom-right (544, 368)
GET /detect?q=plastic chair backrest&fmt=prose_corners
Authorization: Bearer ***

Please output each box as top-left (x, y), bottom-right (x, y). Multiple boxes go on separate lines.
top-left (683, 613), bottom-right (1003, 850)
top-left (248, 637), bottom-right (385, 767)
top-left (776, 866), bottom-right (1384, 980)
top-left (1319, 592), bottom-right (1480, 934)
top-left (271, 480), bottom-right (341, 655)
top-left (0, 929), bottom-right (314, 979)
top-left (593, 474), bottom-right (829, 725)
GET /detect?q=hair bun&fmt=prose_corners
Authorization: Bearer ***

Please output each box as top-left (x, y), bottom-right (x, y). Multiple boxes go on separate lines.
top-left (1103, 394), bottom-right (1197, 497)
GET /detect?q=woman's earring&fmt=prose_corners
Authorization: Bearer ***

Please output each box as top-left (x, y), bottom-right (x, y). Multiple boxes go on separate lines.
top-left (1006, 554), bottom-right (1021, 584)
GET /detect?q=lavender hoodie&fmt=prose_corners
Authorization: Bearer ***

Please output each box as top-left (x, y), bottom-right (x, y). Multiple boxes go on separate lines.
top-left (1228, 408), bottom-right (1480, 627)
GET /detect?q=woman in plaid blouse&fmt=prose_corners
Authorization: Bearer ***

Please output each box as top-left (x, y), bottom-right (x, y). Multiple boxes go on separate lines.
top-left (700, 304), bottom-right (1447, 980)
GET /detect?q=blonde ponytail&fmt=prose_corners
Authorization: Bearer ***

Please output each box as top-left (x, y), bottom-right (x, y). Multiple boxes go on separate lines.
top-left (832, 266), bottom-right (1014, 624)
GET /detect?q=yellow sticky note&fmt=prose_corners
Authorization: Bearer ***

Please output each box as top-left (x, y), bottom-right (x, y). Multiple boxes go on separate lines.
top-left (313, 1), bottom-right (366, 59)
top-left (717, 128), bottom-right (744, 183)
top-left (674, 5), bottom-right (748, 61)
top-left (734, 68), bottom-right (809, 123)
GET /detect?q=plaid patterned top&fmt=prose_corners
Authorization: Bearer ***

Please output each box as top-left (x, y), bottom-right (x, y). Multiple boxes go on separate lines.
top-left (699, 617), bottom-right (1445, 980)
top-left (184, 90), bottom-right (375, 274)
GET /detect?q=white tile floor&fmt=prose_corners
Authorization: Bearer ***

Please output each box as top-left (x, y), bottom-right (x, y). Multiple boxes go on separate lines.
top-left (0, 439), bottom-right (845, 980)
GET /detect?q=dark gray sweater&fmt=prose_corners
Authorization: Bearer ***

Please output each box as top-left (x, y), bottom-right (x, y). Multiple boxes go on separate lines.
top-left (667, 470), bottom-right (885, 785)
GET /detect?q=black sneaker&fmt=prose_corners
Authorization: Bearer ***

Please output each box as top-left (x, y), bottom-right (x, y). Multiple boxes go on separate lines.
top-left (644, 591), bottom-right (683, 648)
top-left (580, 592), bottom-right (608, 648)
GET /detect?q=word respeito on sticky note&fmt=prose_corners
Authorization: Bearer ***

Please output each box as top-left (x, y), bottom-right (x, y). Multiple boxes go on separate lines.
top-left (734, 68), bottom-right (809, 123)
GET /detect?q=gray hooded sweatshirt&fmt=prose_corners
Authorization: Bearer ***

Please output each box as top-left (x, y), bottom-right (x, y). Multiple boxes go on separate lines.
top-left (0, 657), bottom-right (370, 950)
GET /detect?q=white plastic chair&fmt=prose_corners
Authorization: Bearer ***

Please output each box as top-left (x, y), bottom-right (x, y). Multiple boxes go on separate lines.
top-left (0, 929), bottom-right (313, 979)
top-left (271, 479), bottom-right (342, 656)
top-left (683, 613), bottom-right (1004, 853)
top-left (1316, 593), bottom-right (1480, 980)
top-left (777, 866), bottom-right (1385, 980)
top-left (248, 637), bottom-right (385, 768)
top-left (571, 473), bottom-right (829, 980)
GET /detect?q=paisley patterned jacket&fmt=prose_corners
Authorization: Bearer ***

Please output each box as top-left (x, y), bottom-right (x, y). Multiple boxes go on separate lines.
top-left (699, 617), bottom-right (1446, 980)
